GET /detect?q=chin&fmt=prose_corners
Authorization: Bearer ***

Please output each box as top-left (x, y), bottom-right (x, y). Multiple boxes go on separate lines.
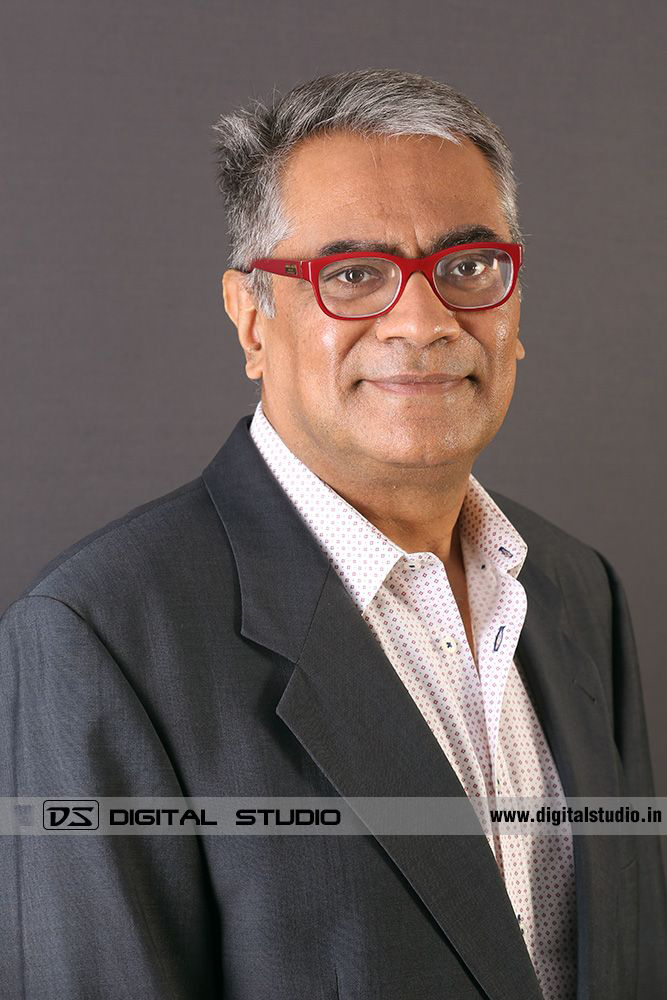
top-left (367, 438), bottom-right (471, 469)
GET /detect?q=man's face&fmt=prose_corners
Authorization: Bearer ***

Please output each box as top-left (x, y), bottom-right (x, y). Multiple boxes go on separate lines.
top-left (225, 131), bottom-right (525, 475)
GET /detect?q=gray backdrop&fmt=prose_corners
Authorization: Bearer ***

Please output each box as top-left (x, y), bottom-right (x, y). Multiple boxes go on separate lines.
top-left (2, 0), bottom-right (665, 879)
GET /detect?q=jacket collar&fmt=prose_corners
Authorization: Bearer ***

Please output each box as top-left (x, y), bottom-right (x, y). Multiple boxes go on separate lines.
top-left (202, 414), bottom-right (624, 1000)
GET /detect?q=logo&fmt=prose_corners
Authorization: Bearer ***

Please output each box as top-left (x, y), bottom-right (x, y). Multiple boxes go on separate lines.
top-left (43, 799), bottom-right (99, 830)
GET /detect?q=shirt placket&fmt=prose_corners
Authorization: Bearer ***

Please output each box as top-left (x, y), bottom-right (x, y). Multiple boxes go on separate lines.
top-left (474, 571), bottom-right (527, 791)
top-left (459, 536), bottom-right (529, 873)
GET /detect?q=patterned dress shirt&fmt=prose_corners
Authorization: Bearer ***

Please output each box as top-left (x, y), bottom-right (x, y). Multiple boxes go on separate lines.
top-left (249, 399), bottom-right (577, 1000)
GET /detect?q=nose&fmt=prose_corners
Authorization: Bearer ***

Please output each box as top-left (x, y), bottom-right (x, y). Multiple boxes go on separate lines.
top-left (373, 271), bottom-right (462, 346)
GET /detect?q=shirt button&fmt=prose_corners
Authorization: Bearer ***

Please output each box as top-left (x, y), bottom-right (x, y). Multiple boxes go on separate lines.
top-left (442, 636), bottom-right (458, 654)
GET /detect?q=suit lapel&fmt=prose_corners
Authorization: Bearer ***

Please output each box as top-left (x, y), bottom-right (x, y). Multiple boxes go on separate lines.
top-left (202, 416), bottom-right (621, 1000)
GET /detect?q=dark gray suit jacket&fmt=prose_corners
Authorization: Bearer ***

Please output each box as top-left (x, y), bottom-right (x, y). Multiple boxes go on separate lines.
top-left (1, 414), bottom-right (666, 999)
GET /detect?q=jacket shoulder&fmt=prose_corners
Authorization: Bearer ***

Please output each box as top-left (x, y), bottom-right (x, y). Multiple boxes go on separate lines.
top-left (3, 476), bottom-right (229, 625)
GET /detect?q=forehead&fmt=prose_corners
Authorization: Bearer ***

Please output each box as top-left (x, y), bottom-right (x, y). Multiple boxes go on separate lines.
top-left (277, 131), bottom-right (508, 255)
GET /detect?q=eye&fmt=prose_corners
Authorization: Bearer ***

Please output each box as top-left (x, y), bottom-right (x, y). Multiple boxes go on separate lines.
top-left (437, 251), bottom-right (499, 287)
top-left (327, 266), bottom-right (382, 285)
top-left (450, 258), bottom-right (489, 279)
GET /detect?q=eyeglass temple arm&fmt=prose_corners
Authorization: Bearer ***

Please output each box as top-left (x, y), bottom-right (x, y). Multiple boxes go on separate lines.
top-left (249, 259), bottom-right (304, 279)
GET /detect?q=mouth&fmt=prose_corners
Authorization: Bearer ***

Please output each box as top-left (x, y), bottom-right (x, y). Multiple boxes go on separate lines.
top-left (363, 374), bottom-right (472, 396)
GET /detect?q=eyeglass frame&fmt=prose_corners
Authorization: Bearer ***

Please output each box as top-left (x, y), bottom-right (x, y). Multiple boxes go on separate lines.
top-left (247, 241), bottom-right (523, 321)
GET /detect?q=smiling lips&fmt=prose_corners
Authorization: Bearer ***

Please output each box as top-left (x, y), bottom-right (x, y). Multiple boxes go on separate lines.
top-left (365, 372), bottom-right (470, 395)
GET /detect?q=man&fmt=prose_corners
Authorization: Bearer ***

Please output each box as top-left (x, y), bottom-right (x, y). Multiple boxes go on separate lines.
top-left (1, 68), bottom-right (665, 999)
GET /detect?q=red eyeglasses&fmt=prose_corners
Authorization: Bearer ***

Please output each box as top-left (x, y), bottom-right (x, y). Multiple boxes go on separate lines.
top-left (248, 242), bottom-right (523, 320)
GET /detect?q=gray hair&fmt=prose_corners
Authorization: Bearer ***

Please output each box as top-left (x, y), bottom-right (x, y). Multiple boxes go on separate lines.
top-left (211, 68), bottom-right (524, 320)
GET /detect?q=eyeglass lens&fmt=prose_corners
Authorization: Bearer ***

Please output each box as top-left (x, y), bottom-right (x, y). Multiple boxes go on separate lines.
top-left (317, 248), bottom-right (513, 318)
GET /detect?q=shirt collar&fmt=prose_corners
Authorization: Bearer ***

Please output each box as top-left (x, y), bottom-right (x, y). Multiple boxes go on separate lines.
top-left (249, 399), bottom-right (527, 612)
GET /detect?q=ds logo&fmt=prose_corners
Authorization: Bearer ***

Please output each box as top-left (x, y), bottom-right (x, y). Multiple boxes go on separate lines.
top-left (43, 800), bottom-right (99, 830)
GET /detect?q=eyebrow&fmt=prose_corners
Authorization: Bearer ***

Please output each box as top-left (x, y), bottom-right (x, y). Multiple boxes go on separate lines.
top-left (312, 225), bottom-right (505, 259)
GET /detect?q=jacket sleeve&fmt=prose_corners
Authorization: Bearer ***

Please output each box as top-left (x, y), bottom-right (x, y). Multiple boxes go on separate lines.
top-left (0, 594), bottom-right (221, 999)
top-left (593, 549), bottom-right (667, 997)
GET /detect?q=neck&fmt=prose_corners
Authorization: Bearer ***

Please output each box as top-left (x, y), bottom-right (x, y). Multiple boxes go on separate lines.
top-left (261, 403), bottom-right (472, 570)
top-left (328, 469), bottom-right (470, 567)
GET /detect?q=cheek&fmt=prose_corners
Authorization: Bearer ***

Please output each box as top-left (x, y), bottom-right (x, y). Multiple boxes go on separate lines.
top-left (474, 311), bottom-right (520, 399)
top-left (300, 319), bottom-right (363, 390)
top-left (279, 321), bottom-right (344, 410)
top-left (490, 305), bottom-right (517, 352)
top-left (319, 325), bottom-right (342, 362)
top-left (492, 323), bottom-right (520, 400)
top-left (483, 296), bottom-right (520, 359)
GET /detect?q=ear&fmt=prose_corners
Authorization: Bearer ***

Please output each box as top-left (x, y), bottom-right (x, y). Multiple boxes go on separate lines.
top-left (515, 336), bottom-right (526, 361)
top-left (222, 269), bottom-right (265, 380)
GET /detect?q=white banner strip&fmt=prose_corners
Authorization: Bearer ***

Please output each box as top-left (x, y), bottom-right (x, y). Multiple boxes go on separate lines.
top-left (0, 796), bottom-right (664, 835)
